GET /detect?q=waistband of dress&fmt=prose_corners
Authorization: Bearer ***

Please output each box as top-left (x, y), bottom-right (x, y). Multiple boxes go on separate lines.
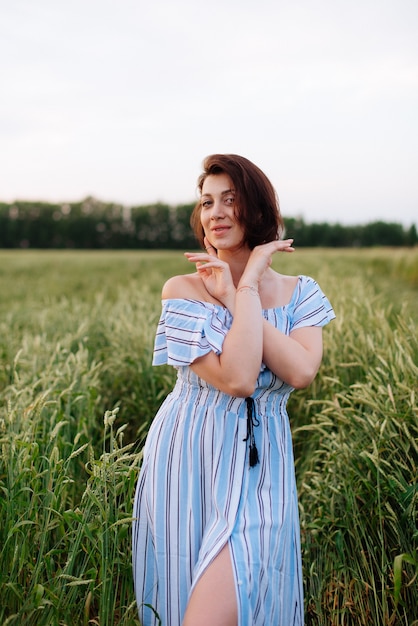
top-left (172, 375), bottom-right (290, 414)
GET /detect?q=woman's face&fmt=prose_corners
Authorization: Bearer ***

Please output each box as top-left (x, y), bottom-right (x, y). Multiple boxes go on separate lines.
top-left (200, 173), bottom-right (245, 252)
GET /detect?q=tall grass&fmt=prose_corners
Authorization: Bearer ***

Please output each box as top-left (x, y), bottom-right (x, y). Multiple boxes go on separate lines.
top-left (0, 248), bottom-right (417, 625)
top-left (290, 283), bottom-right (418, 625)
top-left (0, 257), bottom-right (175, 625)
top-left (0, 305), bottom-right (141, 625)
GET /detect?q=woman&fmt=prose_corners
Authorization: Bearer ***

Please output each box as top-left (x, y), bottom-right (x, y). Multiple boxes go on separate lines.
top-left (132, 154), bottom-right (335, 625)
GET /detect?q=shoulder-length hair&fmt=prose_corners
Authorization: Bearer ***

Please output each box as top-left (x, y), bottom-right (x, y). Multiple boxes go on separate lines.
top-left (190, 154), bottom-right (284, 249)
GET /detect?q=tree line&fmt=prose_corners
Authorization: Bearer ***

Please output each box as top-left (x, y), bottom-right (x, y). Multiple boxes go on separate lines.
top-left (0, 197), bottom-right (416, 249)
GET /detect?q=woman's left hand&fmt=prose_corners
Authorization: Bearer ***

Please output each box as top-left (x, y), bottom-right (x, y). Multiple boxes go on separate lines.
top-left (239, 239), bottom-right (295, 287)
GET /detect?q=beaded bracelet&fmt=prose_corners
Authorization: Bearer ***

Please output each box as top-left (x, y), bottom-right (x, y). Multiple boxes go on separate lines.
top-left (236, 285), bottom-right (259, 297)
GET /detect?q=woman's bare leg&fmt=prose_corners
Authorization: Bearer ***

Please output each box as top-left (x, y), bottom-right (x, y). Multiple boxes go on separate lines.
top-left (182, 543), bottom-right (238, 626)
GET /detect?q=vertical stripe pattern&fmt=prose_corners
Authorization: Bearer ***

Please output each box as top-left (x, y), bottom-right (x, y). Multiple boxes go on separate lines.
top-left (132, 275), bottom-right (335, 625)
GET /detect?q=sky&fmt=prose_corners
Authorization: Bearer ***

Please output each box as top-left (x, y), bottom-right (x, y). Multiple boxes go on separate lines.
top-left (1, 0), bottom-right (417, 226)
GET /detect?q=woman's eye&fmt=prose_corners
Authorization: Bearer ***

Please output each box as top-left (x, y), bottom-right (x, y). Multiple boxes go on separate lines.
top-left (225, 196), bottom-right (235, 205)
top-left (201, 200), bottom-right (212, 208)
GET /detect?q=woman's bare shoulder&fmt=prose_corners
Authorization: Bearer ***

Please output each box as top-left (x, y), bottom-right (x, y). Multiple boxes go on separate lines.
top-left (161, 273), bottom-right (205, 300)
top-left (261, 271), bottom-right (300, 308)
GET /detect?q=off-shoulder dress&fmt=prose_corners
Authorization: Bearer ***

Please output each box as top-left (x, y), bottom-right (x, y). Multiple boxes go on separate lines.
top-left (132, 275), bottom-right (335, 625)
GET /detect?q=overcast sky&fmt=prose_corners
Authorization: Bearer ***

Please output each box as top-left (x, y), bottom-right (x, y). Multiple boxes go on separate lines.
top-left (1, 0), bottom-right (417, 225)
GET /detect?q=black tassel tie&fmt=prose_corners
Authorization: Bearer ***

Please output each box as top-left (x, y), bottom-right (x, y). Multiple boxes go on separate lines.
top-left (243, 397), bottom-right (260, 467)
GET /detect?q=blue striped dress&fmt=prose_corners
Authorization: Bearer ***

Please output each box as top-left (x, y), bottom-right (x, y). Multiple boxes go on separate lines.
top-left (132, 275), bottom-right (335, 625)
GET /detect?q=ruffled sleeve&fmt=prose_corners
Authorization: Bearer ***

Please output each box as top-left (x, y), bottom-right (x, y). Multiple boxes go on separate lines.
top-left (290, 276), bottom-right (336, 330)
top-left (152, 299), bottom-right (232, 367)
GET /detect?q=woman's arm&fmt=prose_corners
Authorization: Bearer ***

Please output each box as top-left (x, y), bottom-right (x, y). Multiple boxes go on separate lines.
top-left (177, 240), bottom-right (294, 397)
top-left (190, 294), bottom-right (263, 397)
top-left (262, 322), bottom-right (324, 389)
top-left (162, 269), bottom-right (264, 397)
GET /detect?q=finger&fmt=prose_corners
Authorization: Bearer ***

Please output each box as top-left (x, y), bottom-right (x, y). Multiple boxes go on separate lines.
top-left (195, 260), bottom-right (224, 270)
top-left (203, 236), bottom-right (217, 257)
top-left (184, 252), bottom-right (220, 263)
top-left (274, 239), bottom-right (295, 252)
top-left (184, 255), bottom-right (224, 270)
top-left (184, 252), bottom-right (211, 260)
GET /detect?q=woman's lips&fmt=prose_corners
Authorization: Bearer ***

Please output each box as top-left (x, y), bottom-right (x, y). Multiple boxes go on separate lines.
top-left (211, 226), bottom-right (230, 233)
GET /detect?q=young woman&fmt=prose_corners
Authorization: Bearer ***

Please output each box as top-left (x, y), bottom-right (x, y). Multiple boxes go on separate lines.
top-left (132, 154), bottom-right (335, 625)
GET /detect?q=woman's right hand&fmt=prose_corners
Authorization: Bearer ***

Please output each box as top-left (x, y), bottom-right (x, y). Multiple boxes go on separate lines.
top-left (184, 238), bottom-right (236, 308)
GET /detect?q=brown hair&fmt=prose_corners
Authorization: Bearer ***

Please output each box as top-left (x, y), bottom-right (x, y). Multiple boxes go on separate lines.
top-left (190, 154), bottom-right (284, 249)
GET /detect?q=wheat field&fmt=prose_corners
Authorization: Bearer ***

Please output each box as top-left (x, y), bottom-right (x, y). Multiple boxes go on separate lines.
top-left (0, 248), bottom-right (417, 626)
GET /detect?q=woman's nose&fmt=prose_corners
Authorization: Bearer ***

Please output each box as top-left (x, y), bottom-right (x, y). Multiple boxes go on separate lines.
top-left (210, 200), bottom-right (224, 220)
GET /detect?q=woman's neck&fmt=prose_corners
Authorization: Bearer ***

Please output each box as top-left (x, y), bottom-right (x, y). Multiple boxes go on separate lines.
top-left (217, 247), bottom-right (252, 287)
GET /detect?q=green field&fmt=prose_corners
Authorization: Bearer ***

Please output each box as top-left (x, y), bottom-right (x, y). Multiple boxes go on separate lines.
top-left (0, 248), bottom-right (417, 626)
